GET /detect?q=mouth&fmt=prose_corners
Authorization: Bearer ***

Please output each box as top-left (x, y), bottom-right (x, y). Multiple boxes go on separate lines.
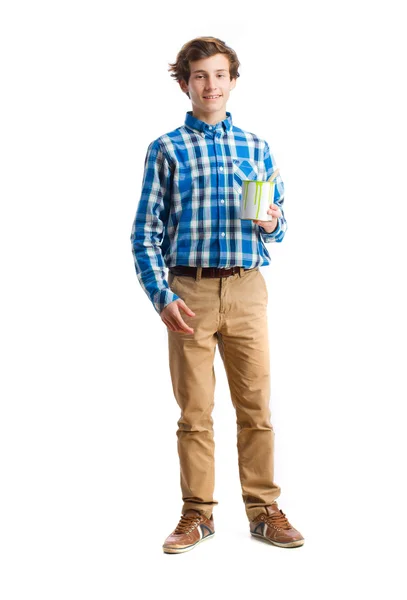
top-left (203, 95), bottom-right (222, 100)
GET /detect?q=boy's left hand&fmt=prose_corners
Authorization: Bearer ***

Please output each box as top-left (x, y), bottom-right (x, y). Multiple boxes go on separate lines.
top-left (253, 203), bottom-right (282, 233)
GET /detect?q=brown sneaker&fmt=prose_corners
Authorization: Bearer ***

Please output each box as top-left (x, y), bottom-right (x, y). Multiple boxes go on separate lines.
top-left (162, 510), bottom-right (215, 554)
top-left (250, 502), bottom-right (304, 548)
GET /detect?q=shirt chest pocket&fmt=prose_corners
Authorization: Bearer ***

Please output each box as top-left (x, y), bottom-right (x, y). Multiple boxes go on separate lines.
top-left (232, 158), bottom-right (259, 194)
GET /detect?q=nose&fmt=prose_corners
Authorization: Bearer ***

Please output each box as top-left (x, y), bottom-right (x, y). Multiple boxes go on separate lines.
top-left (204, 76), bottom-right (219, 91)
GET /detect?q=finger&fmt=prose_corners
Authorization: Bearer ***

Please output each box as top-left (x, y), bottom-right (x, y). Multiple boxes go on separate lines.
top-left (178, 300), bottom-right (196, 318)
top-left (173, 308), bottom-right (194, 333)
top-left (164, 302), bottom-right (194, 334)
top-left (162, 316), bottom-right (175, 331)
top-left (174, 316), bottom-right (194, 333)
top-left (180, 305), bottom-right (196, 316)
top-left (166, 316), bottom-right (184, 333)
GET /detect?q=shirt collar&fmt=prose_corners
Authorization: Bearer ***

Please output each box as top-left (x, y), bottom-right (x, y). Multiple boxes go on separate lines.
top-left (184, 111), bottom-right (233, 136)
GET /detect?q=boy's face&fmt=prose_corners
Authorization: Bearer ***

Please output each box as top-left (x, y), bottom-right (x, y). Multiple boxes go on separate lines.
top-left (179, 53), bottom-right (236, 122)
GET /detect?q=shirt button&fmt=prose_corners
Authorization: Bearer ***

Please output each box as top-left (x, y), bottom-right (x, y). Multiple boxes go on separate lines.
top-left (220, 199), bottom-right (225, 204)
top-left (219, 165), bottom-right (224, 171)
top-left (221, 232), bottom-right (225, 237)
top-left (209, 126), bottom-right (213, 130)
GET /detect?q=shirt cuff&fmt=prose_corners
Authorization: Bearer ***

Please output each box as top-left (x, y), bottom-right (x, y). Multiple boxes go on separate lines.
top-left (259, 218), bottom-right (282, 242)
top-left (153, 288), bottom-right (181, 315)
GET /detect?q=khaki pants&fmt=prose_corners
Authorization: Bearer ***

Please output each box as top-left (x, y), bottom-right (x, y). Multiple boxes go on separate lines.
top-left (167, 266), bottom-right (281, 521)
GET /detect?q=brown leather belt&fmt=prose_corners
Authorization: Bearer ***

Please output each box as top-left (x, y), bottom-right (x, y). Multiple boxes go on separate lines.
top-left (169, 265), bottom-right (257, 278)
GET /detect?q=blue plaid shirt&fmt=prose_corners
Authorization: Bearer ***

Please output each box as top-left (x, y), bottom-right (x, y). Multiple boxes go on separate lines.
top-left (130, 111), bottom-right (287, 315)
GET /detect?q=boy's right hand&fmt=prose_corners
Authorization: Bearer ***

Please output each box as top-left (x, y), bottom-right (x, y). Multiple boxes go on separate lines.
top-left (160, 299), bottom-right (195, 334)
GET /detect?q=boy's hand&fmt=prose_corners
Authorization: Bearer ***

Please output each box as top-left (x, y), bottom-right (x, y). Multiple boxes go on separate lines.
top-left (253, 203), bottom-right (282, 233)
top-left (161, 299), bottom-right (195, 334)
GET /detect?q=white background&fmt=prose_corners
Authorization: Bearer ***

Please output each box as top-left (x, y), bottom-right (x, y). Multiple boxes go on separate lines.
top-left (1, 0), bottom-right (406, 598)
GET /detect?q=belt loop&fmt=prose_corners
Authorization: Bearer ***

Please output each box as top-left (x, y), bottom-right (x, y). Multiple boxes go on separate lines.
top-left (196, 266), bottom-right (202, 282)
top-left (239, 267), bottom-right (244, 278)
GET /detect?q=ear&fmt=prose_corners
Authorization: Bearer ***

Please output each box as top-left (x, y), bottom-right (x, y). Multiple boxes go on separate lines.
top-left (179, 79), bottom-right (189, 94)
top-left (229, 77), bottom-right (237, 91)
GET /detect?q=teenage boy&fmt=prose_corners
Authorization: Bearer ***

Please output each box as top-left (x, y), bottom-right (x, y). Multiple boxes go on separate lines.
top-left (130, 36), bottom-right (304, 553)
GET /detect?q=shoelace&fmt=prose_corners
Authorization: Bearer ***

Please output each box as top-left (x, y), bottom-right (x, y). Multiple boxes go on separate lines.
top-left (261, 509), bottom-right (292, 530)
top-left (174, 514), bottom-right (202, 534)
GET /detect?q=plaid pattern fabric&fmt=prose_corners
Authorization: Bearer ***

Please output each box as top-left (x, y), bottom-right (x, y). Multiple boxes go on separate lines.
top-left (130, 111), bottom-right (287, 315)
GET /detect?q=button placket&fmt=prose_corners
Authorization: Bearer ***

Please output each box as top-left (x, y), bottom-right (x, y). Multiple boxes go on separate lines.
top-left (214, 138), bottom-right (227, 260)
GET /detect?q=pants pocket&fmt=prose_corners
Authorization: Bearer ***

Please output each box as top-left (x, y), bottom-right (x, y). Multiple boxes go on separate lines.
top-left (257, 269), bottom-right (269, 302)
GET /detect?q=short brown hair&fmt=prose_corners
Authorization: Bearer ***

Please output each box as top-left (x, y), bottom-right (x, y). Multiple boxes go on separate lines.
top-left (168, 36), bottom-right (240, 94)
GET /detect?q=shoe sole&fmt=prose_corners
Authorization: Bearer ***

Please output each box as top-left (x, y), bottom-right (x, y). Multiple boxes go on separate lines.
top-left (251, 531), bottom-right (305, 548)
top-left (163, 532), bottom-right (215, 554)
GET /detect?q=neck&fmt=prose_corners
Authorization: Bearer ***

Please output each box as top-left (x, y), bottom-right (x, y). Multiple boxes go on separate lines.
top-left (191, 108), bottom-right (227, 125)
